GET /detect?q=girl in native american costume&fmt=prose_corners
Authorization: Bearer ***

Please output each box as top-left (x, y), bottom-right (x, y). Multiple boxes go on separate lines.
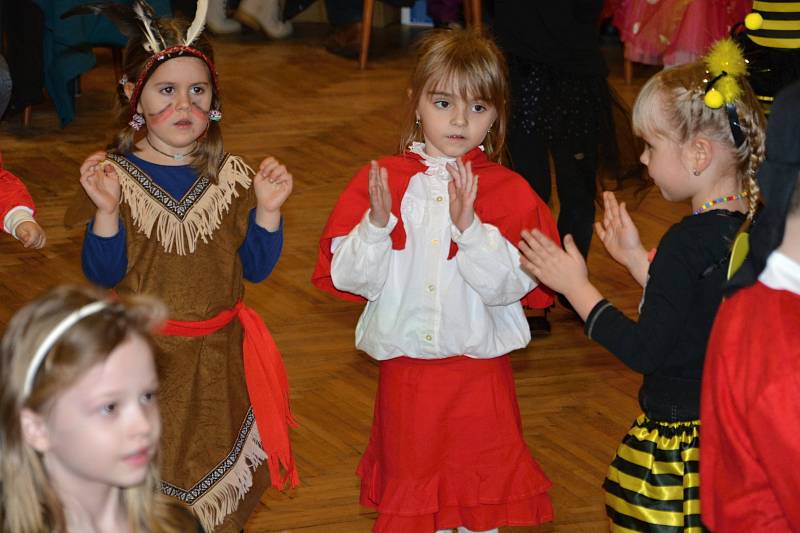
top-left (313, 30), bottom-right (557, 533)
top-left (65, 2), bottom-right (297, 531)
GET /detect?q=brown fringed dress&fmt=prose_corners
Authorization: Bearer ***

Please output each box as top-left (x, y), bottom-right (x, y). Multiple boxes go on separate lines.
top-left (68, 153), bottom-right (289, 532)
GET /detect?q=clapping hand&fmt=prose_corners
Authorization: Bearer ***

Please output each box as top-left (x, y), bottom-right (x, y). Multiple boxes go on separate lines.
top-left (79, 151), bottom-right (121, 215)
top-left (519, 230), bottom-right (588, 295)
top-left (254, 157), bottom-right (293, 231)
top-left (447, 159), bottom-right (477, 233)
top-left (367, 160), bottom-right (391, 228)
top-left (518, 230), bottom-right (602, 321)
top-left (595, 191), bottom-right (649, 286)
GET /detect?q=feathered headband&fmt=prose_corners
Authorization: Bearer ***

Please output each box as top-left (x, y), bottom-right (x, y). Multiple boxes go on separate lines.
top-left (703, 38), bottom-right (748, 148)
top-left (63, 0), bottom-right (218, 116)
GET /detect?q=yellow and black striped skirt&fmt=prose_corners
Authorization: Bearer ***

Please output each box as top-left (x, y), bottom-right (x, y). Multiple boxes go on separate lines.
top-left (603, 414), bottom-right (703, 532)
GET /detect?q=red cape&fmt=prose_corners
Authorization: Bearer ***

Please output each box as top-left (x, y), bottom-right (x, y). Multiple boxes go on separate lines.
top-left (311, 147), bottom-right (560, 309)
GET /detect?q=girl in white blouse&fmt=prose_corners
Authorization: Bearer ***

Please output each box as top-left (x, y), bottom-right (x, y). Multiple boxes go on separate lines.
top-left (313, 30), bottom-right (559, 533)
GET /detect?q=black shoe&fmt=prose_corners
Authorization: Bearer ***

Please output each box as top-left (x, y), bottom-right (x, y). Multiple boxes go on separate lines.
top-left (527, 315), bottom-right (551, 337)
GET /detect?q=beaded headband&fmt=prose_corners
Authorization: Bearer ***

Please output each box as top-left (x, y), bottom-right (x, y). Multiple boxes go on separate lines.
top-left (22, 301), bottom-right (110, 400)
top-left (128, 45), bottom-right (220, 115)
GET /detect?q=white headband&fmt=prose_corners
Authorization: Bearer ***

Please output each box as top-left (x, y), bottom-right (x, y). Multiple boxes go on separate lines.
top-left (22, 301), bottom-right (110, 400)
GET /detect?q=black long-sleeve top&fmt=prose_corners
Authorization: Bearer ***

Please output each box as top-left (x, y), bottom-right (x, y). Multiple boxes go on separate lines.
top-left (585, 210), bottom-right (746, 421)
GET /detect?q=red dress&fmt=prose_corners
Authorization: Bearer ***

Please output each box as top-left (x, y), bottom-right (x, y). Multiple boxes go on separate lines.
top-left (612, 0), bottom-right (750, 66)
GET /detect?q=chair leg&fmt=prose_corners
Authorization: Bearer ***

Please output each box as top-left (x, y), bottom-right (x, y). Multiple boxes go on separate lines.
top-left (22, 105), bottom-right (32, 127)
top-left (624, 58), bottom-right (633, 85)
top-left (111, 47), bottom-right (123, 82)
top-left (359, 0), bottom-right (375, 69)
top-left (623, 44), bottom-right (633, 85)
top-left (467, 0), bottom-right (482, 33)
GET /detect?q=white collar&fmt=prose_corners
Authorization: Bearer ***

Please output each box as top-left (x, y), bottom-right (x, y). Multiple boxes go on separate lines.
top-left (759, 251), bottom-right (800, 295)
top-left (409, 142), bottom-right (456, 181)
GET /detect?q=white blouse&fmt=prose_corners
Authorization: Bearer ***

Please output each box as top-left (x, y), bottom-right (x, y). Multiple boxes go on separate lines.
top-left (330, 144), bottom-right (537, 361)
top-left (760, 251), bottom-right (800, 295)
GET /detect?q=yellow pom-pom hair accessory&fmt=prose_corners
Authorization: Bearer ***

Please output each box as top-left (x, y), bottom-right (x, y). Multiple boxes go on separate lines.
top-left (744, 12), bottom-right (763, 31)
top-left (703, 38), bottom-right (748, 148)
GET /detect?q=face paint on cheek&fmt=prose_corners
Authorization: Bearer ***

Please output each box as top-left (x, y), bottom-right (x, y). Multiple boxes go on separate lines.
top-left (147, 105), bottom-right (175, 125)
top-left (190, 104), bottom-right (209, 126)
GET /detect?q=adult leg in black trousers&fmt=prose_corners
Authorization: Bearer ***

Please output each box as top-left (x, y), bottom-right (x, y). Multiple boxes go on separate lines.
top-left (507, 120), bottom-right (556, 333)
top-left (508, 120), bottom-right (551, 205)
top-left (508, 109), bottom-right (598, 259)
top-left (550, 140), bottom-right (598, 259)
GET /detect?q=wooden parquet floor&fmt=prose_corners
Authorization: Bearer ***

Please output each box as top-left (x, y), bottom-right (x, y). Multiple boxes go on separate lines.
top-left (0, 24), bottom-right (687, 532)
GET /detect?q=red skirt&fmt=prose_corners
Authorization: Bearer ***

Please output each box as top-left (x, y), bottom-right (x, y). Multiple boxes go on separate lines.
top-left (357, 355), bottom-right (554, 533)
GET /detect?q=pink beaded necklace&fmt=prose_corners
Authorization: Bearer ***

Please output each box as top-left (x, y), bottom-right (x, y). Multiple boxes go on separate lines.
top-left (693, 191), bottom-right (748, 215)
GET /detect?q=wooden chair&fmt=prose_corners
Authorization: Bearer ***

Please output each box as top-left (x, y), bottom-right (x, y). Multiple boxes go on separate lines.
top-left (359, 0), bottom-right (482, 69)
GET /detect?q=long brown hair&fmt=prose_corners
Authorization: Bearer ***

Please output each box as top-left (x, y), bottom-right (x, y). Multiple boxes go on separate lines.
top-left (109, 17), bottom-right (224, 183)
top-left (400, 29), bottom-right (510, 162)
top-left (0, 286), bottom-right (178, 533)
top-left (632, 62), bottom-right (766, 219)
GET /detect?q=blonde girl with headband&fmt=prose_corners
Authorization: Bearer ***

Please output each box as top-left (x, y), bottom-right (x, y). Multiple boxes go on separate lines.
top-left (65, 1), bottom-right (297, 530)
top-left (313, 30), bottom-right (558, 533)
top-left (518, 39), bottom-right (766, 530)
top-left (0, 285), bottom-right (200, 533)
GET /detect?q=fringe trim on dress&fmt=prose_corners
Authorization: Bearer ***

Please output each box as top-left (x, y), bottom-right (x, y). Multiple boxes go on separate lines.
top-left (109, 155), bottom-right (253, 255)
top-left (191, 422), bottom-right (268, 532)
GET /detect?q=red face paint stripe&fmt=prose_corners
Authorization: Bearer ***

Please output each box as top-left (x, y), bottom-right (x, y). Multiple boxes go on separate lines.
top-left (148, 105), bottom-right (175, 125)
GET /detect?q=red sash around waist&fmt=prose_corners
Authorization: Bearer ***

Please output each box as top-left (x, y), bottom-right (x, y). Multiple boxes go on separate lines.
top-left (160, 300), bottom-right (299, 490)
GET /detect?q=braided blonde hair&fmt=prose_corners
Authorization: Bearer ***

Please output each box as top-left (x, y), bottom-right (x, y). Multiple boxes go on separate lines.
top-left (632, 62), bottom-right (766, 219)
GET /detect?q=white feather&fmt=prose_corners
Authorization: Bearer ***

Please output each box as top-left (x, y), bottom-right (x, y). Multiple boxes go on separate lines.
top-left (133, 1), bottom-right (162, 53)
top-left (185, 0), bottom-right (208, 47)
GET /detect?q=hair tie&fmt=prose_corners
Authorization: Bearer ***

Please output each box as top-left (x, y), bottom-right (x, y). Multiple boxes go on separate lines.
top-left (22, 301), bottom-right (110, 400)
top-left (703, 38), bottom-right (748, 148)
